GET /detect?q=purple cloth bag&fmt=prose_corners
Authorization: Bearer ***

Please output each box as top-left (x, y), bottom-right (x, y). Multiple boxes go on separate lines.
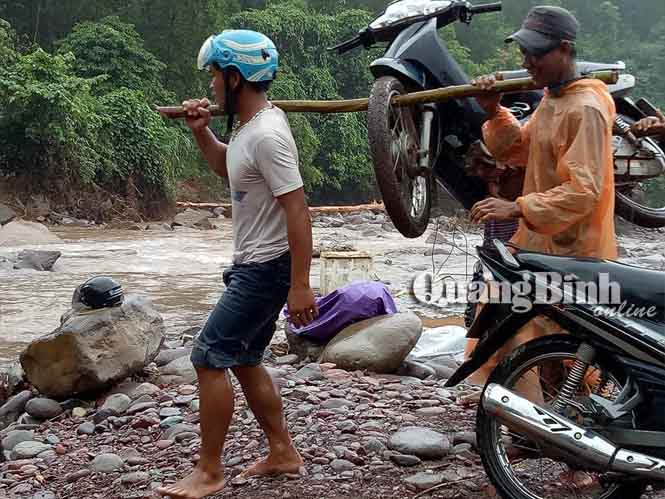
top-left (283, 281), bottom-right (397, 344)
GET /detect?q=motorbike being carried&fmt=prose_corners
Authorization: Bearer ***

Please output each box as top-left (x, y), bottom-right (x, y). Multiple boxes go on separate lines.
top-left (332, 0), bottom-right (665, 237)
top-left (444, 239), bottom-right (665, 499)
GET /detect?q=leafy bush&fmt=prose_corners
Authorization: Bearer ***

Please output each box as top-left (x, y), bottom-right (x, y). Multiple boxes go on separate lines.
top-left (56, 16), bottom-right (172, 103)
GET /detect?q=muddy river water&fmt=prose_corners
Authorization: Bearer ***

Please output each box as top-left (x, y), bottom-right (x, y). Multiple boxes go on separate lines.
top-left (0, 219), bottom-right (663, 368)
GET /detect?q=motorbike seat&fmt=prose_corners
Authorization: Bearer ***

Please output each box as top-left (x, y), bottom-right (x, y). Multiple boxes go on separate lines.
top-left (516, 252), bottom-right (664, 317)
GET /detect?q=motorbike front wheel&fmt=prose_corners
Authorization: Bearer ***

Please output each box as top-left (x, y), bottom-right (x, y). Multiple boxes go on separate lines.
top-left (476, 336), bottom-right (646, 499)
top-left (367, 76), bottom-right (431, 238)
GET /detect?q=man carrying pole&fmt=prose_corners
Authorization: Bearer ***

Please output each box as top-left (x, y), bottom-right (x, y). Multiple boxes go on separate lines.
top-left (157, 30), bottom-right (317, 499)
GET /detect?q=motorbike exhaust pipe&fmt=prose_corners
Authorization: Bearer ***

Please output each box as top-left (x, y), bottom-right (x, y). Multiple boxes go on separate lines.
top-left (483, 384), bottom-right (665, 480)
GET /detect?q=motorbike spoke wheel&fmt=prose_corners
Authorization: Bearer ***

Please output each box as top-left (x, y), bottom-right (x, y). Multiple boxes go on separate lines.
top-left (368, 76), bottom-right (431, 238)
top-left (477, 336), bottom-right (646, 499)
top-left (614, 117), bottom-right (665, 228)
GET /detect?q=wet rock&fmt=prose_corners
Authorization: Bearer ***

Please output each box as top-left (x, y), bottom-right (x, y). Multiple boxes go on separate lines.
top-left (388, 427), bottom-right (451, 459)
top-left (337, 421), bottom-right (357, 434)
top-left (415, 407), bottom-right (447, 417)
top-left (0, 221), bottom-right (61, 247)
top-left (160, 416), bottom-right (184, 428)
top-left (0, 203), bottom-right (16, 225)
top-left (93, 409), bottom-right (117, 424)
top-left (320, 313), bottom-right (423, 373)
top-left (159, 407), bottom-right (181, 419)
top-left (396, 360), bottom-right (436, 380)
top-left (159, 356), bottom-right (197, 384)
top-left (77, 422), bottom-right (95, 435)
top-left (390, 454), bottom-right (422, 467)
top-left (21, 295), bottom-right (165, 398)
top-left (121, 471), bottom-right (150, 484)
top-left (66, 469), bottom-right (91, 482)
top-left (404, 471), bottom-right (451, 490)
top-left (453, 431), bottom-right (477, 449)
top-left (31, 491), bottom-right (56, 499)
top-left (45, 434), bottom-right (60, 445)
top-left (25, 398), bottom-right (62, 420)
top-left (100, 394), bottom-right (132, 415)
top-left (330, 459), bottom-right (356, 473)
top-left (13, 250), bottom-right (61, 271)
top-left (127, 401), bottom-right (158, 415)
top-left (0, 390), bottom-right (33, 429)
top-left (91, 453), bottom-right (124, 473)
top-left (128, 382), bottom-right (161, 399)
top-left (71, 407), bottom-right (87, 418)
top-left (2, 430), bottom-right (35, 451)
top-left (321, 398), bottom-right (354, 410)
top-left (363, 438), bottom-right (387, 455)
top-left (164, 424), bottom-right (199, 441)
top-left (172, 209), bottom-right (214, 230)
top-left (154, 440), bottom-right (174, 450)
top-left (154, 347), bottom-right (191, 367)
top-left (294, 363), bottom-right (324, 382)
top-left (189, 399), bottom-right (200, 412)
top-left (275, 354), bottom-right (299, 365)
top-left (10, 441), bottom-right (52, 460)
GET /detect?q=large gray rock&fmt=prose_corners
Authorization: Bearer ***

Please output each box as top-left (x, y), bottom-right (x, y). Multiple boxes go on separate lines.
top-left (320, 313), bottom-right (422, 373)
top-left (25, 398), bottom-right (63, 419)
top-left (0, 204), bottom-right (16, 226)
top-left (0, 221), bottom-right (61, 247)
top-left (388, 427), bottom-right (451, 459)
top-left (10, 441), bottom-right (52, 460)
top-left (1, 430), bottom-right (34, 451)
top-left (172, 209), bottom-right (214, 230)
top-left (20, 295), bottom-right (164, 398)
top-left (13, 250), bottom-right (61, 271)
top-left (0, 390), bottom-right (32, 430)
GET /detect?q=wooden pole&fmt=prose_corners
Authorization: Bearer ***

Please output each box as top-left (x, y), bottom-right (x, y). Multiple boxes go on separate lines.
top-left (155, 70), bottom-right (619, 119)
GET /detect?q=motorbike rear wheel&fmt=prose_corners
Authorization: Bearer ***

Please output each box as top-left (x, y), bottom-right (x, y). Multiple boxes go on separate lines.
top-left (476, 335), bottom-right (646, 499)
top-left (367, 76), bottom-right (431, 238)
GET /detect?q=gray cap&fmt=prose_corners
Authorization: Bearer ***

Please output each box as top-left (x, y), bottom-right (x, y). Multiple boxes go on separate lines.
top-left (506, 6), bottom-right (580, 55)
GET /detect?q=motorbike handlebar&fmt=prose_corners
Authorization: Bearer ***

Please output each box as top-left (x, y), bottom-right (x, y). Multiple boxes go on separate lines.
top-left (468, 2), bottom-right (502, 15)
top-left (329, 35), bottom-right (363, 54)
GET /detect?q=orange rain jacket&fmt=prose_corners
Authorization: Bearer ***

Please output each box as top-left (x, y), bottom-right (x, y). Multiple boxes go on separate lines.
top-left (464, 79), bottom-right (619, 389)
top-left (483, 78), bottom-right (618, 259)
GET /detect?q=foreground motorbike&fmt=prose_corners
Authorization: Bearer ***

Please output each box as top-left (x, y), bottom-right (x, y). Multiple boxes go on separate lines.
top-left (332, 0), bottom-right (665, 237)
top-left (444, 240), bottom-right (665, 499)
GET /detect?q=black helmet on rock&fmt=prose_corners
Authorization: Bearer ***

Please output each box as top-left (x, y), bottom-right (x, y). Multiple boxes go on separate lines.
top-left (79, 276), bottom-right (124, 309)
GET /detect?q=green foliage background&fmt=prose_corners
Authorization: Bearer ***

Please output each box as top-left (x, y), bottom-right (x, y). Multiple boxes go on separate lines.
top-left (0, 0), bottom-right (663, 211)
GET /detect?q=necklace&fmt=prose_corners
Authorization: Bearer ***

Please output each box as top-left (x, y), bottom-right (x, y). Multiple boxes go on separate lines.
top-left (230, 103), bottom-right (274, 142)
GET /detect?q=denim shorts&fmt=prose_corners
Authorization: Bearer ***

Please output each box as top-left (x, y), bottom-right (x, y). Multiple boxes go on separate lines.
top-left (190, 251), bottom-right (291, 370)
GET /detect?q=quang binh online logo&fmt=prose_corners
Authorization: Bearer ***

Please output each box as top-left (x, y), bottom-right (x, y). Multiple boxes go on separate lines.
top-left (410, 270), bottom-right (658, 320)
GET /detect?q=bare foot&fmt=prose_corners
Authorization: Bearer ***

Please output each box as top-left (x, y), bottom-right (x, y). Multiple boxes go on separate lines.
top-left (157, 467), bottom-right (225, 499)
top-left (233, 446), bottom-right (304, 484)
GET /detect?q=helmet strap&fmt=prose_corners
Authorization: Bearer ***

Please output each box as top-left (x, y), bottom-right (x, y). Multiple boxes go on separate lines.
top-left (223, 69), bottom-right (245, 138)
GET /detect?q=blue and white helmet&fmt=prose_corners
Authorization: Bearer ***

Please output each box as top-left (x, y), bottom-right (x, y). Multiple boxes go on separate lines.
top-left (197, 30), bottom-right (279, 82)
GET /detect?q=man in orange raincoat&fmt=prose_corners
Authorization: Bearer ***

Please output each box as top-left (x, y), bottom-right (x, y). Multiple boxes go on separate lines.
top-left (465, 6), bottom-right (618, 388)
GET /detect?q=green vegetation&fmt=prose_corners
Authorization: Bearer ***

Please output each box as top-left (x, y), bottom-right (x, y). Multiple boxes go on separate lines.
top-left (0, 0), bottom-right (663, 213)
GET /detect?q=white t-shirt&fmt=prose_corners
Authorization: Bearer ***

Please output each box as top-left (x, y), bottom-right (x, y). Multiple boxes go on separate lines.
top-left (226, 105), bottom-right (303, 265)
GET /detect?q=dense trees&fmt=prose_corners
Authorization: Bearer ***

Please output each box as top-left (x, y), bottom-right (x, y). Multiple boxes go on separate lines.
top-left (0, 0), bottom-right (663, 209)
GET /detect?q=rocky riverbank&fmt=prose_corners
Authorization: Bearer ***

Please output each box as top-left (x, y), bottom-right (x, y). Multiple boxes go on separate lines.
top-left (2, 203), bottom-right (665, 498)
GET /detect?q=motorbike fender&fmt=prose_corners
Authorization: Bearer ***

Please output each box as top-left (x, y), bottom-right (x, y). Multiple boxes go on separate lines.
top-left (370, 57), bottom-right (426, 89)
top-left (444, 302), bottom-right (541, 387)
